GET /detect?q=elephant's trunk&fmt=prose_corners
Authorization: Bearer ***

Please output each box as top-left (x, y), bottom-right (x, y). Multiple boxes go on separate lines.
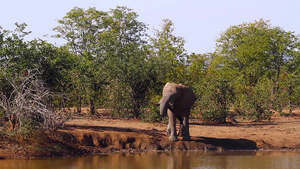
top-left (159, 94), bottom-right (171, 117)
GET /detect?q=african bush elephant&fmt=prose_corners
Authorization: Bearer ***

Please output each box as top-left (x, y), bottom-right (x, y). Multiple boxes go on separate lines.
top-left (159, 82), bottom-right (196, 141)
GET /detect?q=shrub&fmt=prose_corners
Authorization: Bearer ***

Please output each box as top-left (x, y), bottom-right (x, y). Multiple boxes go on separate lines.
top-left (234, 79), bottom-right (273, 121)
top-left (200, 79), bottom-right (234, 123)
top-left (0, 69), bottom-right (63, 134)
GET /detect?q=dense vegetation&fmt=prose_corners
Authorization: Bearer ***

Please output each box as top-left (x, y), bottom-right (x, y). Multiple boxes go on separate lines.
top-left (0, 6), bottom-right (299, 135)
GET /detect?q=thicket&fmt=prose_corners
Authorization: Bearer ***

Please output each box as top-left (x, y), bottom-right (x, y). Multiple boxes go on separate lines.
top-left (0, 7), bottom-right (299, 135)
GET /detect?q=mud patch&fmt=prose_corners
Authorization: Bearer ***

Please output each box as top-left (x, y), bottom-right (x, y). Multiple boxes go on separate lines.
top-left (2, 111), bottom-right (300, 159)
top-left (61, 128), bottom-right (258, 156)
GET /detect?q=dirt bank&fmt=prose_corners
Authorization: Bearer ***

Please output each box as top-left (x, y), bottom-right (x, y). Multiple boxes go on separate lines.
top-left (1, 109), bottom-right (300, 159)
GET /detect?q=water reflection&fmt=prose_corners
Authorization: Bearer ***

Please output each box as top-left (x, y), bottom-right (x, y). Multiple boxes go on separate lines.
top-left (1, 151), bottom-right (300, 169)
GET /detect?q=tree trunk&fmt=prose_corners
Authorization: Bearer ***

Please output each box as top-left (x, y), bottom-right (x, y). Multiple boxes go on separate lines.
top-left (89, 98), bottom-right (95, 115)
top-left (288, 86), bottom-right (293, 116)
top-left (77, 96), bottom-right (81, 113)
top-left (289, 102), bottom-right (293, 116)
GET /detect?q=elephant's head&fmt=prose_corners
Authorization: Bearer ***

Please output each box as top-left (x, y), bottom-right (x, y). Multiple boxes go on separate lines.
top-left (159, 82), bottom-right (182, 116)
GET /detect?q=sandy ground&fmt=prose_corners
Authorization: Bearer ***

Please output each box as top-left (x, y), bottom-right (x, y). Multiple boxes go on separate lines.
top-left (1, 109), bottom-right (300, 159)
top-left (61, 109), bottom-right (300, 152)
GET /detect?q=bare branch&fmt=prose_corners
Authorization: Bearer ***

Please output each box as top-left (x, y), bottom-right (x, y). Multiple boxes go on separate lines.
top-left (0, 68), bottom-right (64, 131)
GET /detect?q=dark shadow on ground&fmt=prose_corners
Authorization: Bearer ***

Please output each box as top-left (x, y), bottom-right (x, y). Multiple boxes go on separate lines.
top-left (66, 124), bottom-right (141, 132)
top-left (189, 122), bottom-right (277, 127)
top-left (64, 124), bottom-right (165, 138)
top-left (192, 136), bottom-right (258, 150)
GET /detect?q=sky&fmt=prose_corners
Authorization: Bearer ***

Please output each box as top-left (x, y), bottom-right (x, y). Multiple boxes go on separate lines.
top-left (0, 0), bottom-right (299, 54)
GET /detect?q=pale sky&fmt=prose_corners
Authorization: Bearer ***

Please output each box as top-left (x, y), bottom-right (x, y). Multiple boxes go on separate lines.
top-left (0, 0), bottom-right (299, 54)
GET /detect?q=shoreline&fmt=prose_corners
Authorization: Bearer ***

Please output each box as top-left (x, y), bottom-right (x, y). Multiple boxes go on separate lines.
top-left (1, 112), bottom-right (300, 159)
top-left (1, 145), bottom-right (300, 160)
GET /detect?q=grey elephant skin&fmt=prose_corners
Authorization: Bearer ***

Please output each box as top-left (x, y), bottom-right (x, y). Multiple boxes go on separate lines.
top-left (159, 82), bottom-right (196, 141)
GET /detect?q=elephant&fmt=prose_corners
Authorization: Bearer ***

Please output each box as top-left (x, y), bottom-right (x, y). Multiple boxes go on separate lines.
top-left (159, 82), bottom-right (196, 141)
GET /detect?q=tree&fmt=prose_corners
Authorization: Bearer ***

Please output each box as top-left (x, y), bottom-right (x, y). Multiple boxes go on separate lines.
top-left (0, 24), bottom-right (74, 134)
top-left (187, 53), bottom-right (235, 122)
top-left (53, 7), bottom-right (108, 114)
top-left (101, 6), bottom-right (156, 118)
top-left (215, 19), bottom-right (300, 120)
top-left (150, 19), bottom-right (188, 83)
top-left (53, 7), bottom-right (108, 56)
top-left (284, 49), bottom-right (300, 115)
top-left (0, 23), bottom-right (31, 76)
top-left (1, 23), bottom-right (76, 95)
top-left (185, 53), bottom-right (210, 116)
top-left (54, 6), bottom-right (162, 118)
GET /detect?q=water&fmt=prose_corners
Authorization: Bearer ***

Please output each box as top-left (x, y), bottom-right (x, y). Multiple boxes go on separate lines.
top-left (1, 151), bottom-right (300, 169)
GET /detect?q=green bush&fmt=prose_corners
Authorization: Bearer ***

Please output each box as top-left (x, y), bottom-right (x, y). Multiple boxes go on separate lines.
top-left (200, 79), bottom-right (234, 123)
top-left (141, 103), bottom-right (162, 122)
top-left (235, 79), bottom-right (274, 121)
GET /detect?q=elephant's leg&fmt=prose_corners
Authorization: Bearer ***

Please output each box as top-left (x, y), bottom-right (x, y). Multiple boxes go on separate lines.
top-left (168, 110), bottom-right (178, 141)
top-left (177, 117), bottom-right (184, 137)
top-left (182, 114), bottom-right (191, 141)
top-left (166, 123), bottom-right (171, 136)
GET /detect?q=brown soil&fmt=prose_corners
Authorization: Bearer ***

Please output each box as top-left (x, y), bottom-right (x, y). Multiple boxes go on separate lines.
top-left (1, 109), bottom-right (300, 159)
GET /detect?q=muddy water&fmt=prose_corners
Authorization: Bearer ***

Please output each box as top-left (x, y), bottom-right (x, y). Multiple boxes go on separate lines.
top-left (1, 151), bottom-right (300, 169)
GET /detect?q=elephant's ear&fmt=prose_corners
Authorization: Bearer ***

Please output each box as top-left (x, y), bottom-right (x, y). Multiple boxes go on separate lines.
top-left (175, 86), bottom-right (183, 99)
top-left (168, 94), bottom-right (178, 110)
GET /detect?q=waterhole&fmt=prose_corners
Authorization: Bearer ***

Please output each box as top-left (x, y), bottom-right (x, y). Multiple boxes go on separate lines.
top-left (1, 151), bottom-right (300, 169)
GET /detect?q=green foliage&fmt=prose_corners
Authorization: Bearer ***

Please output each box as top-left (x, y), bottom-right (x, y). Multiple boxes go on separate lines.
top-left (99, 7), bottom-right (157, 118)
top-left (200, 79), bottom-right (234, 123)
top-left (213, 19), bottom-right (300, 121)
top-left (0, 24), bottom-right (72, 136)
top-left (235, 79), bottom-right (274, 121)
top-left (53, 7), bottom-right (109, 114)
top-left (53, 6), bottom-right (171, 118)
top-left (150, 19), bottom-right (188, 83)
top-left (1, 8), bottom-right (300, 126)
top-left (140, 103), bottom-right (162, 122)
